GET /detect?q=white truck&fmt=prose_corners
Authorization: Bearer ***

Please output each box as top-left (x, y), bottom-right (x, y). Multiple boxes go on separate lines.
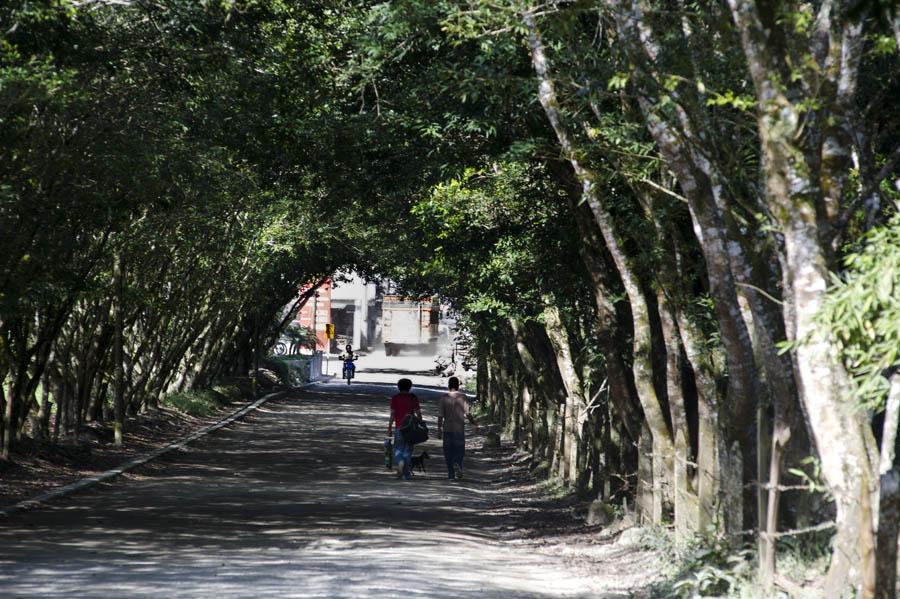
top-left (381, 295), bottom-right (439, 356)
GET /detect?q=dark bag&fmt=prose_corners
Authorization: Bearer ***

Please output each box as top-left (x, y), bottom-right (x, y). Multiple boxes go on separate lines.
top-left (398, 413), bottom-right (429, 445)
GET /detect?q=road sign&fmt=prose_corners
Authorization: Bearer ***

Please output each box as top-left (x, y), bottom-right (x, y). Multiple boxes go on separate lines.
top-left (325, 323), bottom-right (335, 339)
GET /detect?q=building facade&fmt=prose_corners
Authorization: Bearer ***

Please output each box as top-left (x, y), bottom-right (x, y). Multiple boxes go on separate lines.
top-left (295, 280), bottom-right (332, 352)
top-left (294, 274), bottom-right (379, 353)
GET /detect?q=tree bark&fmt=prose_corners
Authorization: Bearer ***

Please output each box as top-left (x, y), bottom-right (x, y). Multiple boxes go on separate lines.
top-left (2, 373), bottom-right (16, 460)
top-left (548, 159), bottom-right (643, 445)
top-left (524, 14), bottom-right (674, 521)
top-left (656, 288), bottom-right (699, 537)
top-left (878, 374), bottom-right (900, 503)
top-left (875, 468), bottom-right (900, 599)
top-left (874, 374), bottom-right (900, 598)
top-left (113, 253), bottom-right (125, 447)
top-left (726, 0), bottom-right (879, 588)
top-left (605, 0), bottom-right (760, 461)
top-left (542, 301), bottom-right (587, 488)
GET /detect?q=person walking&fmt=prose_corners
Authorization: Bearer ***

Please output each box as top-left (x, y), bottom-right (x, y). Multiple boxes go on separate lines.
top-left (387, 378), bottom-right (421, 480)
top-left (437, 376), bottom-right (477, 480)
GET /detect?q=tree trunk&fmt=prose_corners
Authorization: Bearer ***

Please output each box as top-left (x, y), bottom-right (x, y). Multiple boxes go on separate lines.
top-left (776, 140), bottom-right (875, 591)
top-left (656, 289), bottom-right (698, 538)
top-left (542, 302), bottom-right (587, 488)
top-left (674, 310), bottom-right (736, 533)
top-left (877, 373), bottom-right (900, 515)
top-left (37, 367), bottom-right (52, 440)
top-left (760, 424), bottom-right (786, 589)
top-left (874, 374), bottom-right (900, 598)
top-left (726, 0), bottom-right (879, 588)
top-left (875, 468), bottom-right (900, 599)
top-left (862, 473), bottom-right (877, 599)
top-left (554, 397), bottom-right (567, 481)
top-left (565, 190), bottom-right (642, 445)
top-left (113, 253), bottom-right (125, 447)
top-left (605, 0), bottom-right (760, 468)
top-left (524, 15), bottom-right (673, 520)
top-left (511, 375), bottom-right (522, 446)
top-left (521, 383), bottom-right (534, 452)
top-left (2, 374), bottom-right (16, 460)
top-left (634, 181), bottom-right (728, 535)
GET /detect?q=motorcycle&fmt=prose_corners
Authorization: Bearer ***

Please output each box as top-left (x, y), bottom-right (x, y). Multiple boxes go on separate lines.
top-left (342, 357), bottom-right (357, 384)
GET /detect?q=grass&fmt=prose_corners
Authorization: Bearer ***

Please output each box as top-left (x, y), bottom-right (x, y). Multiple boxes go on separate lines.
top-left (644, 526), bottom-right (833, 598)
top-left (162, 383), bottom-right (244, 417)
top-left (469, 398), bottom-right (491, 421)
top-left (643, 529), bottom-right (755, 598)
top-left (770, 531), bottom-right (831, 596)
top-left (537, 476), bottom-right (571, 500)
top-left (211, 383), bottom-right (244, 402)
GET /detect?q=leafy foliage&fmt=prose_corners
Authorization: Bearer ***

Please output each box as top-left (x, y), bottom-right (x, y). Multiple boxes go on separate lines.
top-left (0, 0), bottom-right (364, 453)
top-left (818, 213), bottom-right (900, 409)
top-left (3, 0), bottom-right (900, 593)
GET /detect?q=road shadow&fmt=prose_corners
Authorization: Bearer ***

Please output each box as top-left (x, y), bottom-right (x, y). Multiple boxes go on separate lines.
top-left (0, 383), bottom-right (641, 598)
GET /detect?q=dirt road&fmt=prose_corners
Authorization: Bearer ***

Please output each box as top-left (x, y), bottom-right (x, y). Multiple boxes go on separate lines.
top-left (0, 371), bottom-right (657, 598)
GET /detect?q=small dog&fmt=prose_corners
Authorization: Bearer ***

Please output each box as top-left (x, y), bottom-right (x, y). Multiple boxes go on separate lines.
top-left (410, 451), bottom-right (430, 473)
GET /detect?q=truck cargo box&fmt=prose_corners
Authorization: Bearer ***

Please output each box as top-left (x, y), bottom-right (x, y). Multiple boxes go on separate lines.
top-left (382, 295), bottom-right (439, 356)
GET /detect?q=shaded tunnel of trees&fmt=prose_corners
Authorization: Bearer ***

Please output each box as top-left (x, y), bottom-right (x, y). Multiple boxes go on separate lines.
top-left (1, 0), bottom-right (899, 595)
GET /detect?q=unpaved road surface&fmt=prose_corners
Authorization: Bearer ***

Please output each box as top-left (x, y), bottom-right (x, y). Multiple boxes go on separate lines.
top-left (0, 364), bottom-right (657, 598)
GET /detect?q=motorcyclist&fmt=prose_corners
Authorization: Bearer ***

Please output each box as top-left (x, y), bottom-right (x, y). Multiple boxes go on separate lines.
top-left (340, 344), bottom-right (357, 379)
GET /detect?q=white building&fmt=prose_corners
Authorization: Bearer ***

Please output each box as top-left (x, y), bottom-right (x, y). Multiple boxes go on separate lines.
top-left (329, 273), bottom-right (379, 352)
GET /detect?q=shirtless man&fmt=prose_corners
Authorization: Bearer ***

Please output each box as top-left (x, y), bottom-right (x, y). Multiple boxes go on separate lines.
top-left (436, 376), bottom-right (477, 480)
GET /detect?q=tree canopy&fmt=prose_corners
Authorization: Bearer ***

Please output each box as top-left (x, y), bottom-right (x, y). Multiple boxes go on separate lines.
top-left (2, 0), bottom-right (899, 594)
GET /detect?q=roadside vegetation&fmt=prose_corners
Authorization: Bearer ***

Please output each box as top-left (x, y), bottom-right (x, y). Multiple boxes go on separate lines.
top-left (2, 1), bottom-right (899, 595)
top-left (1, 1), bottom-right (352, 454)
top-left (162, 385), bottom-right (244, 418)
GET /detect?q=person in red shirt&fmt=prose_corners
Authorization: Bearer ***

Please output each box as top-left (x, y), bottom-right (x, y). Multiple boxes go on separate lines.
top-left (387, 378), bottom-right (421, 480)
